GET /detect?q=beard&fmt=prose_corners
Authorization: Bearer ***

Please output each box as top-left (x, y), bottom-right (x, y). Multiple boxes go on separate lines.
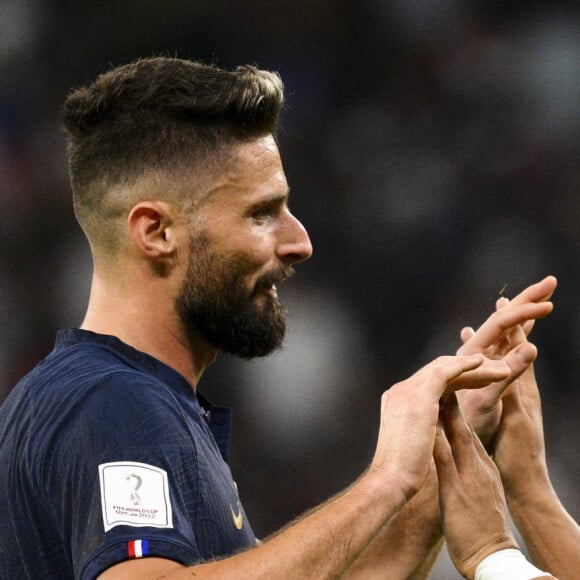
top-left (176, 234), bottom-right (293, 358)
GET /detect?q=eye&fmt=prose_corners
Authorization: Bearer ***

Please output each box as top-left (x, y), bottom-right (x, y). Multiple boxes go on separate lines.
top-left (253, 207), bottom-right (274, 219)
top-left (251, 202), bottom-right (281, 222)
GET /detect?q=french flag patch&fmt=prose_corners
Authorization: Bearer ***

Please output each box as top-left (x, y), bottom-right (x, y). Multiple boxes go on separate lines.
top-left (128, 539), bottom-right (149, 559)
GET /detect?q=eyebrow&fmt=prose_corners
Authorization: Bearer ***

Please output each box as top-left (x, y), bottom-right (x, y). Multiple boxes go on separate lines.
top-left (246, 189), bottom-right (290, 212)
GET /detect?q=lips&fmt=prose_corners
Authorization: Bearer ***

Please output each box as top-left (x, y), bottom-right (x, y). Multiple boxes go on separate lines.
top-left (253, 267), bottom-right (294, 297)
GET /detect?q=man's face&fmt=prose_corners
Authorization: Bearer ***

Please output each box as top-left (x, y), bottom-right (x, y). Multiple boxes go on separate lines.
top-left (175, 135), bottom-right (312, 358)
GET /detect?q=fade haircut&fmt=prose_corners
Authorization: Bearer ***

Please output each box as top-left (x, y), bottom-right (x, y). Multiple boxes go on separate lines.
top-left (62, 56), bottom-right (284, 252)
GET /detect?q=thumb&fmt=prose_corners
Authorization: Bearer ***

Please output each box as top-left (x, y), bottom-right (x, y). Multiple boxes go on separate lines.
top-left (505, 342), bottom-right (538, 379)
top-left (459, 326), bottom-right (475, 347)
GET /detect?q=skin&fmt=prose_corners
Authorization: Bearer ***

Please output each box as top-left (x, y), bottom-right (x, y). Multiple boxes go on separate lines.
top-left (464, 297), bottom-right (580, 579)
top-left (82, 135), bottom-right (312, 387)
top-left (343, 277), bottom-right (557, 579)
top-left (100, 354), bottom-right (512, 580)
top-left (434, 393), bottom-right (518, 578)
top-left (343, 469), bottom-right (444, 579)
top-left (88, 135), bottom-right (558, 579)
top-left (494, 367), bottom-right (580, 580)
top-left (456, 276), bottom-right (557, 447)
top-left (433, 393), bottom-right (556, 580)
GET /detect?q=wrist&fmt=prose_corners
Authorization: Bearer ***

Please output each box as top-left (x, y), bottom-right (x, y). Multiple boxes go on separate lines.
top-left (501, 461), bottom-right (551, 503)
top-left (389, 467), bottom-right (442, 538)
top-left (505, 474), bottom-right (556, 516)
top-left (474, 549), bottom-right (551, 580)
top-left (359, 466), bottom-right (416, 517)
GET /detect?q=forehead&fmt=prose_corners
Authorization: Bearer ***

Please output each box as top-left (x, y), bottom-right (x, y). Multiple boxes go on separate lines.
top-left (203, 135), bottom-right (289, 207)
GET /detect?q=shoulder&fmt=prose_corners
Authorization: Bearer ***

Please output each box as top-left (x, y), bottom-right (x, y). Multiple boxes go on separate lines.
top-left (8, 348), bottom-right (196, 457)
top-left (1, 331), bottom-right (205, 471)
top-left (30, 334), bottom-right (188, 420)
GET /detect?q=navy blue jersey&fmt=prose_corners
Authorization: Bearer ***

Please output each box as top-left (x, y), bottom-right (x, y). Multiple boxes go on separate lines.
top-left (0, 329), bottom-right (256, 579)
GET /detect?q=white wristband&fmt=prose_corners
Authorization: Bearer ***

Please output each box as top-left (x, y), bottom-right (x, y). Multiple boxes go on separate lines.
top-left (474, 549), bottom-right (550, 580)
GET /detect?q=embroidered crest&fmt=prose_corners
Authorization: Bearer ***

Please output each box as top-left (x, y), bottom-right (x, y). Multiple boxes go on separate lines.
top-left (98, 461), bottom-right (173, 532)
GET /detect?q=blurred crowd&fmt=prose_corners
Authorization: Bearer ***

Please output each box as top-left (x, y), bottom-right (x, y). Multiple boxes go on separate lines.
top-left (1, 1), bottom-right (578, 576)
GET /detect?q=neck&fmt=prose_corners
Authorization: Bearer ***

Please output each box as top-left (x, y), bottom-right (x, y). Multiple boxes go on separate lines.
top-left (81, 271), bottom-right (217, 390)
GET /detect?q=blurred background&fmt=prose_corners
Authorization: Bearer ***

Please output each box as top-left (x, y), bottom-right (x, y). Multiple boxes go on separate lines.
top-left (1, 1), bottom-right (578, 576)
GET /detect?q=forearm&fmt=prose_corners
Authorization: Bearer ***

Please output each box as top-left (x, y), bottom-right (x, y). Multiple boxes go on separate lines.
top-left (103, 354), bottom-right (512, 580)
top-left (508, 481), bottom-right (580, 580)
top-left (175, 471), bottom-right (409, 579)
top-left (344, 469), bottom-right (443, 579)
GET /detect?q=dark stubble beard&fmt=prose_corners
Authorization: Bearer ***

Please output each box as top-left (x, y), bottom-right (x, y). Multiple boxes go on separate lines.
top-left (175, 234), bottom-right (293, 358)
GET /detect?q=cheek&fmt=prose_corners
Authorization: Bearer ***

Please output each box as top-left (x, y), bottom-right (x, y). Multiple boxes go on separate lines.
top-left (252, 245), bottom-right (270, 264)
top-left (233, 251), bottom-right (268, 277)
top-left (230, 232), bottom-right (273, 267)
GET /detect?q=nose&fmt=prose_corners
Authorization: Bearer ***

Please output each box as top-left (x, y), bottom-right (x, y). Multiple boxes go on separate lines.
top-left (276, 210), bottom-right (313, 265)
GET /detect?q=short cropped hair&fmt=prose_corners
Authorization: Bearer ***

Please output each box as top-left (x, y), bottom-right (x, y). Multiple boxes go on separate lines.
top-left (62, 57), bottom-right (284, 251)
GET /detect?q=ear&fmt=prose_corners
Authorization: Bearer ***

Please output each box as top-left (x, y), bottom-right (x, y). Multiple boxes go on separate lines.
top-left (127, 201), bottom-right (178, 259)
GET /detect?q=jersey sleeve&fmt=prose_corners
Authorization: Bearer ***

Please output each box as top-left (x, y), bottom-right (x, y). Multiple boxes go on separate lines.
top-left (41, 372), bottom-right (205, 579)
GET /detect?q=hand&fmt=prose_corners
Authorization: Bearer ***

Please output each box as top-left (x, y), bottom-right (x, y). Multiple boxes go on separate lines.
top-left (433, 393), bottom-right (518, 580)
top-left (370, 354), bottom-right (510, 502)
top-left (492, 353), bottom-right (549, 498)
top-left (456, 276), bottom-right (556, 446)
top-left (492, 313), bottom-right (580, 580)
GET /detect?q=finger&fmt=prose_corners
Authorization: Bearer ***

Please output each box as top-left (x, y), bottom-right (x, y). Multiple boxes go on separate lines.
top-left (408, 355), bottom-right (509, 401)
top-left (458, 302), bottom-right (553, 355)
top-left (506, 275), bottom-right (557, 307)
top-left (439, 393), bottom-right (475, 473)
top-left (446, 358), bottom-right (510, 392)
top-left (470, 418), bottom-right (497, 469)
top-left (460, 327), bottom-right (475, 345)
top-left (460, 277), bottom-right (557, 355)
top-left (498, 298), bottom-right (537, 339)
top-left (496, 297), bottom-right (529, 353)
top-left (459, 342), bottom-right (538, 406)
top-left (433, 416), bottom-right (458, 486)
top-left (522, 319), bottom-right (535, 337)
top-left (412, 354), bottom-right (483, 382)
top-left (466, 301), bottom-right (552, 352)
top-left (504, 323), bottom-right (528, 354)
top-left (496, 296), bottom-right (510, 310)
